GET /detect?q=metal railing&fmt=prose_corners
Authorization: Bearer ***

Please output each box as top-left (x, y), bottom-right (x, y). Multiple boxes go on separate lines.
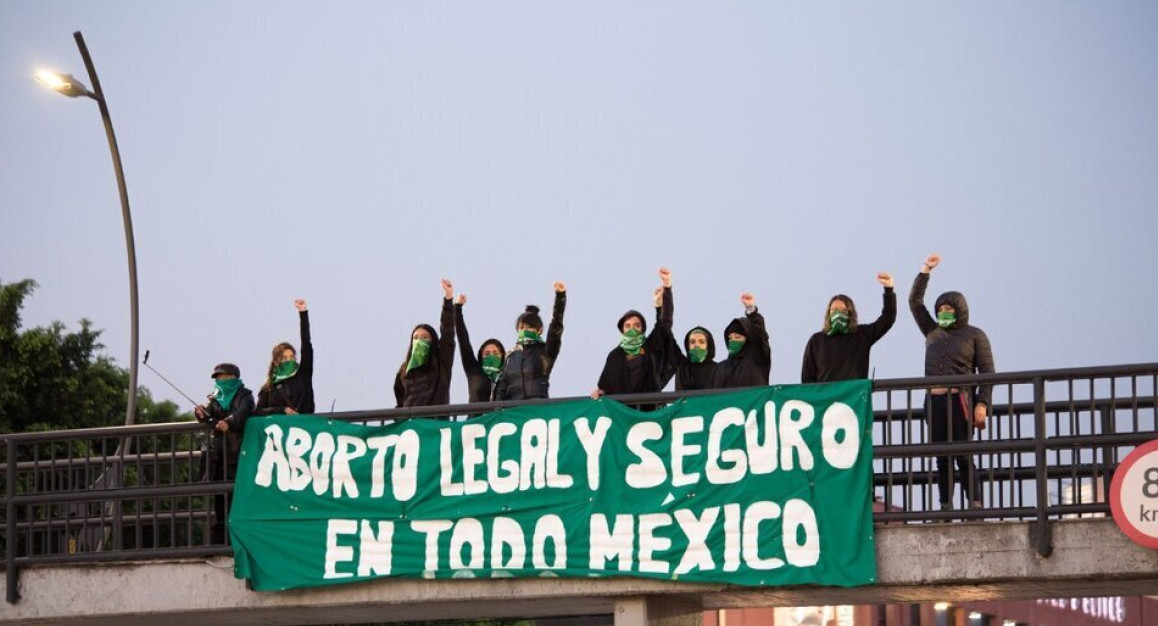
top-left (3, 362), bottom-right (1156, 603)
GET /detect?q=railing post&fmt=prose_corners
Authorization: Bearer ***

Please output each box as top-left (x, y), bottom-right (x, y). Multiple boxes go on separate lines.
top-left (6, 438), bottom-right (20, 603)
top-left (1033, 377), bottom-right (1053, 557)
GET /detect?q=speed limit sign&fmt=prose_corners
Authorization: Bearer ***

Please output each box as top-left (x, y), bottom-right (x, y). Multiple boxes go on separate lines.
top-left (1110, 439), bottom-right (1158, 549)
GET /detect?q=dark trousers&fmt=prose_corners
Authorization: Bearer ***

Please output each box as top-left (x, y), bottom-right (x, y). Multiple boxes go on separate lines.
top-left (930, 393), bottom-right (981, 506)
top-left (202, 435), bottom-right (237, 543)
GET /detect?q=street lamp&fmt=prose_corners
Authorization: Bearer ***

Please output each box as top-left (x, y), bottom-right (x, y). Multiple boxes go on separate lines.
top-left (36, 31), bottom-right (140, 427)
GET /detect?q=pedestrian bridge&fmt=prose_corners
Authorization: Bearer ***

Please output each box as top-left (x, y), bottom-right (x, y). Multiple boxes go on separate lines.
top-left (3, 363), bottom-right (1157, 625)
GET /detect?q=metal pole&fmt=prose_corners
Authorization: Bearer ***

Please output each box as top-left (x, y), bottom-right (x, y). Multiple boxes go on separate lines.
top-left (72, 30), bottom-right (139, 427)
top-left (6, 438), bottom-right (20, 603)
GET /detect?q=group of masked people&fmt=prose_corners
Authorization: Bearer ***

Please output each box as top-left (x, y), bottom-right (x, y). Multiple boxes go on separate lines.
top-left (195, 253), bottom-right (994, 542)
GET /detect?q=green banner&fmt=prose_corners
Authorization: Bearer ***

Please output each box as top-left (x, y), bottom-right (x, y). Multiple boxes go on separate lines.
top-left (231, 381), bottom-right (876, 591)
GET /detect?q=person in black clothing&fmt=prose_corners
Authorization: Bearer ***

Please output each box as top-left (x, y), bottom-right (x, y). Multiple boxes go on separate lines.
top-left (649, 270), bottom-right (717, 391)
top-left (593, 268), bottom-right (673, 400)
top-left (910, 253), bottom-right (996, 512)
top-left (711, 292), bottom-right (771, 389)
top-left (394, 279), bottom-right (456, 408)
top-left (455, 293), bottom-right (506, 403)
top-left (494, 282), bottom-right (567, 401)
top-left (193, 362), bottom-right (255, 544)
top-left (801, 272), bottom-right (896, 383)
top-left (255, 298), bottom-right (315, 416)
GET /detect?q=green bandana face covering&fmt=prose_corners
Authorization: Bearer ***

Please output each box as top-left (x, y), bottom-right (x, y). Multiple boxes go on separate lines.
top-left (726, 339), bottom-right (745, 356)
top-left (481, 354), bottom-right (503, 381)
top-left (937, 311), bottom-right (957, 329)
top-left (272, 360), bottom-right (299, 383)
top-left (827, 311), bottom-right (850, 335)
top-left (517, 329), bottom-right (542, 345)
top-left (406, 338), bottom-right (431, 372)
top-left (214, 378), bottom-right (242, 408)
top-left (619, 329), bottom-right (645, 356)
top-left (688, 347), bottom-right (708, 364)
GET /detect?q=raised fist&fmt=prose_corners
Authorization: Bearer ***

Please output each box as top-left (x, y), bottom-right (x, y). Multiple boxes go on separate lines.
top-left (554, 281), bottom-right (566, 293)
top-left (294, 299), bottom-right (307, 312)
top-left (441, 278), bottom-right (454, 299)
top-left (658, 267), bottom-right (672, 288)
top-left (877, 272), bottom-right (894, 288)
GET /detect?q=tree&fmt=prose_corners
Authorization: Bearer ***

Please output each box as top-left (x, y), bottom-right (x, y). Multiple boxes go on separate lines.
top-left (0, 278), bottom-right (186, 433)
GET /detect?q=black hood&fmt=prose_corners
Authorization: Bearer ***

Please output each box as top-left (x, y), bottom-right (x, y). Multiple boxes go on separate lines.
top-left (683, 326), bottom-right (716, 361)
top-left (477, 338), bottom-right (506, 365)
top-left (934, 291), bottom-right (970, 326)
top-left (617, 309), bottom-right (647, 335)
top-left (723, 316), bottom-right (754, 354)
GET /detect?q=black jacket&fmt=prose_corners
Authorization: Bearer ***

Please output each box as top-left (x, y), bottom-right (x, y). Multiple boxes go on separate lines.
top-left (203, 385), bottom-right (255, 458)
top-left (495, 292), bottom-right (566, 401)
top-left (394, 298), bottom-right (455, 408)
top-left (909, 272), bottom-right (996, 406)
top-left (655, 287), bottom-right (718, 391)
top-left (711, 307), bottom-right (771, 389)
top-left (597, 288), bottom-right (673, 396)
top-left (455, 304), bottom-right (506, 403)
top-left (801, 288), bottom-right (896, 383)
top-left (256, 310), bottom-right (316, 415)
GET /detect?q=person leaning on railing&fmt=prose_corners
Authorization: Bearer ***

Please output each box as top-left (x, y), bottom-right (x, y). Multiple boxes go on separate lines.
top-left (910, 253), bottom-right (996, 513)
top-left (194, 362), bottom-right (255, 544)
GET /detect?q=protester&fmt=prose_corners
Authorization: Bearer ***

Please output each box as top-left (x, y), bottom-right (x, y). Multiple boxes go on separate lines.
top-left (801, 273), bottom-right (896, 383)
top-left (394, 279), bottom-right (456, 407)
top-left (652, 271), bottom-right (717, 391)
top-left (711, 292), bottom-right (771, 388)
top-left (455, 293), bottom-right (506, 403)
top-left (193, 362), bottom-right (254, 544)
top-left (593, 268), bottom-right (674, 399)
top-left (255, 299), bottom-right (315, 416)
top-left (494, 282), bottom-right (567, 401)
top-left (910, 253), bottom-right (995, 512)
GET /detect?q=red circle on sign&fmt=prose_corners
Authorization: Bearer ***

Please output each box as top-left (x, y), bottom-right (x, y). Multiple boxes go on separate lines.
top-left (1110, 439), bottom-right (1158, 549)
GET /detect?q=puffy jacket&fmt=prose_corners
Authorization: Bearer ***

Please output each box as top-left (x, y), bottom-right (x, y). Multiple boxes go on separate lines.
top-left (394, 298), bottom-right (456, 408)
top-left (801, 288), bottom-right (896, 383)
top-left (256, 310), bottom-right (316, 415)
top-left (494, 291), bottom-right (566, 401)
top-left (597, 288), bottom-right (673, 396)
top-left (455, 304), bottom-right (505, 403)
top-left (909, 272), bottom-right (996, 406)
top-left (711, 307), bottom-right (771, 389)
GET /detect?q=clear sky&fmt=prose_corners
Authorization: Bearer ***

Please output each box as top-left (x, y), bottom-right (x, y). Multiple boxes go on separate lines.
top-left (2, 2), bottom-right (1156, 413)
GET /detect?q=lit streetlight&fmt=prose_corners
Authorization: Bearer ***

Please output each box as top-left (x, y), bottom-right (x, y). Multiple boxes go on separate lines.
top-left (36, 31), bottom-right (140, 427)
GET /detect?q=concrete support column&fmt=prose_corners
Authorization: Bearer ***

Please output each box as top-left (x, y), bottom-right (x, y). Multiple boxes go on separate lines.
top-left (614, 596), bottom-right (703, 626)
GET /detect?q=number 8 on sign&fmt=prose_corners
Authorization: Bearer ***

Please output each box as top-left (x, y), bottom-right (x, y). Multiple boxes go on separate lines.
top-left (1110, 439), bottom-right (1158, 549)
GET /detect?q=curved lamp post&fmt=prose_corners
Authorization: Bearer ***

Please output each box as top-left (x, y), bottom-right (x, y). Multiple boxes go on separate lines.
top-left (36, 31), bottom-right (139, 426)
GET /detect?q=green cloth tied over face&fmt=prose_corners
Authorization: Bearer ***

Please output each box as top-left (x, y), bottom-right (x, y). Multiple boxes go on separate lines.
top-left (272, 360), bottom-right (299, 383)
top-left (726, 338), bottom-right (745, 356)
top-left (619, 328), bottom-right (645, 356)
top-left (937, 311), bottom-right (957, 329)
top-left (481, 354), bottom-right (503, 381)
top-left (517, 329), bottom-right (543, 345)
top-left (214, 378), bottom-right (243, 409)
top-left (827, 311), bottom-right (850, 336)
top-left (688, 347), bottom-right (708, 364)
top-left (406, 338), bottom-right (431, 372)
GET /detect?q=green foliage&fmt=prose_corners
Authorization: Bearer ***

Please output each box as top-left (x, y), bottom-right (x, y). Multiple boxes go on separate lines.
top-left (0, 278), bottom-right (190, 433)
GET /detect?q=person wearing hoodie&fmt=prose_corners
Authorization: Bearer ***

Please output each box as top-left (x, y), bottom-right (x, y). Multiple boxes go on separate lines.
top-left (651, 270), bottom-right (717, 391)
top-left (801, 273), bottom-right (897, 383)
top-left (593, 268), bottom-right (674, 399)
top-left (493, 282), bottom-right (567, 401)
top-left (711, 292), bottom-right (771, 389)
top-left (910, 253), bottom-right (996, 512)
top-left (394, 279), bottom-right (456, 408)
top-left (255, 298), bottom-right (315, 416)
top-left (454, 293), bottom-right (506, 403)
